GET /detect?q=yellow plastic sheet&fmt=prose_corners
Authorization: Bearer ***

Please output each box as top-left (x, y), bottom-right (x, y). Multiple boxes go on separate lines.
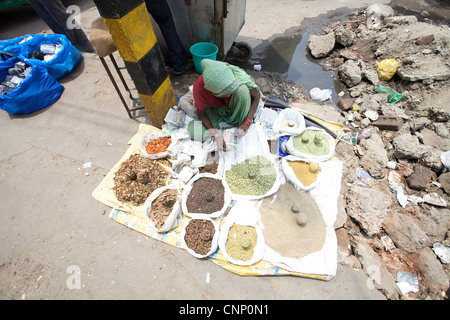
top-left (93, 119), bottom-right (342, 280)
top-left (109, 207), bottom-right (329, 280)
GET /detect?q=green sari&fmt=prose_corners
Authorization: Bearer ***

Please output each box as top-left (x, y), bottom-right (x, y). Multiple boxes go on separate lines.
top-left (188, 59), bottom-right (261, 141)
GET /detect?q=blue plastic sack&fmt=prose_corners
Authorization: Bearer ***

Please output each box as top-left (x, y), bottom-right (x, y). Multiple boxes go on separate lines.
top-left (16, 34), bottom-right (82, 79)
top-left (0, 57), bottom-right (64, 114)
top-left (0, 34), bottom-right (36, 56)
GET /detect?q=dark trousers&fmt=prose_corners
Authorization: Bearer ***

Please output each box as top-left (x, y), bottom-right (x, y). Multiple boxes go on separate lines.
top-left (27, 0), bottom-right (95, 53)
top-left (145, 0), bottom-right (187, 72)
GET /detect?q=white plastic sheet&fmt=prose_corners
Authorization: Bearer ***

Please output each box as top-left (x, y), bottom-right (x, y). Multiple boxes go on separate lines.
top-left (219, 125), bottom-right (282, 201)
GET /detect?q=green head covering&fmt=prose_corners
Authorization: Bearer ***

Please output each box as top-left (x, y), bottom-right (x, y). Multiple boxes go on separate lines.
top-left (201, 59), bottom-right (240, 97)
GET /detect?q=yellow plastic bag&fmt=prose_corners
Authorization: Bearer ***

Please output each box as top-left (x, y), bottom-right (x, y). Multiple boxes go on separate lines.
top-left (377, 58), bottom-right (398, 80)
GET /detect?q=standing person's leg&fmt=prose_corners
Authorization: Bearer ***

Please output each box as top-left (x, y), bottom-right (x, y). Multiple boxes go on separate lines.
top-left (27, 0), bottom-right (95, 53)
top-left (144, 0), bottom-right (187, 74)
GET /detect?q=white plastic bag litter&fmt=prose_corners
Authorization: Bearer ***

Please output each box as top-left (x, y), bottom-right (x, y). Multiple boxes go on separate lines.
top-left (285, 127), bottom-right (335, 162)
top-left (441, 151), bottom-right (450, 170)
top-left (137, 130), bottom-right (171, 159)
top-left (180, 217), bottom-right (219, 259)
top-left (143, 185), bottom-right (182, 233)
top-left (396, 271), bottom-right (419, 295)
top-left (181, 173), bottom-right (232, 219)
top-left (272, 108), bottom-right (306, 138)
top-left (218, 218), bottom-right (266, 266)
top-left (310, 87), bottom-right (332, 101)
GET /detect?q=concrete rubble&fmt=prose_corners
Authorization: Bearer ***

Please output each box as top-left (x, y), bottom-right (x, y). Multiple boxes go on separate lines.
top-left (303, 3), bottom-right (450, 299)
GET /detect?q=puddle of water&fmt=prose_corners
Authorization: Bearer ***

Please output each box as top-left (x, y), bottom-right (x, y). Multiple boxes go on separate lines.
top-left (285, 31), bottom-right (345, 103)
top-left (235, 8), bottom-right (354, 104)
top-left (424, 0), bottom-right (450, 10)
top-left (234, 5), bottom-right (447, 104)
top-left (393, 3), bottom-right (449, 26)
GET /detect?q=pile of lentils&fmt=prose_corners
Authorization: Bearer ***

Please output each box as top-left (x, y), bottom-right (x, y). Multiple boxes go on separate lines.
top-left (225, 155), bottom-right (276, 196)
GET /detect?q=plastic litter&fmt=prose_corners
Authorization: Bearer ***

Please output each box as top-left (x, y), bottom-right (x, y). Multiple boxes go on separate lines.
top-left (432, 242), bottom-right (450, 264)
top-left (357, 128), bottom-right (373, 144)
top-left (381, 235), bottom-right (395, 251)
top-left (367, 11), bottom-right (382, 29)
top-left (396, 271), bottom-right (419, 295)
top-left (388, 170), bottom-right (408, 208)
top-left (364, 110), bottom-right (379, 121)
top-left (441, 151), bottom-right (450, 171)
top-left (423, 192), bottom-right (447, 207)
top-left (310, 87), bottom-right (332, 101)
top-left (377, 58), bottom-right (399, 80)
top-left (0, 60), bottom-right (31, 95)
top-left (356, 167), bottom-right (375, 187)
top-left (374, 85), bottom-right (403, 104)
top-left (340, 131), bottom-right (357, 145)
top-left (386, 161), bottom-right (397, 169)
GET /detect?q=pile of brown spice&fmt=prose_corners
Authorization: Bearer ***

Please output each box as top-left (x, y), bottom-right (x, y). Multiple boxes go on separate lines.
top-left (199, 162), bottom-right (218, 174)
top-left (148, 189), bottom-right (179, 229)
top-left (186, 177), bottom-right (225, 214)
top-left (184, 219), bottom-right (215, 256)
top-left (113, 153), bottom-right (171, 206)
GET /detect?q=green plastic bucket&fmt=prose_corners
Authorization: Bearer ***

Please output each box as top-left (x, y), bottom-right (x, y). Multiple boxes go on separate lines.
top-left (190, 42), bottom-right (219, 74)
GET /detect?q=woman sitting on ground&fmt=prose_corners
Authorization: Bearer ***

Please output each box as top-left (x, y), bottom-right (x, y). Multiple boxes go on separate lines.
top-left (188, 59), bottom-right (263, 151)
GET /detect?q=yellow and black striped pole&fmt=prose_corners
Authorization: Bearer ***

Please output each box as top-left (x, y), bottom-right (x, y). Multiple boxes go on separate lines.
top-left (93, 0), bottom-right (176, 128)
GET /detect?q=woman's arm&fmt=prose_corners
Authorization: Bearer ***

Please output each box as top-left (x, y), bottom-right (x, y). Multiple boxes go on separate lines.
top-left (235, 88), bottom-right (260, 137)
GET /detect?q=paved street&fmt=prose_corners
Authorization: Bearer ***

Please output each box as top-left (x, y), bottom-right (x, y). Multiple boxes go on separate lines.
top-left (0, 0), bottom-right (416, 300)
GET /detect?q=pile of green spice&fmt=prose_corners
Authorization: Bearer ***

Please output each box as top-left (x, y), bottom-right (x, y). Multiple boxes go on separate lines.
top-left (225, 224), bottom-right (257, 262)
top-left (292, 130), bottom-right (330, 156)
top-left (225, 156), bottom-right (276, 196)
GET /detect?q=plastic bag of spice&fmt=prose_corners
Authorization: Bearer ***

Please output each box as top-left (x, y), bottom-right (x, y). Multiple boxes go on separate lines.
top-left (272, 108), bottom-right (306, 139)
top-left (220, 125), bottom-right (282, 201)
top-left (218, 220), bottom-right (265, 266)
top-left (143, 185), bottom-right (182, 233)
top-left (281, 155), bottom-right (323, 191)
top-left (181, 173), bottom-right (232, 219)
top-left (137, 130), bottom-right (172, 159)
top-left (286, 127), bottom-right (335, 162)
top-left (181, 217), bottom-right (219, 259)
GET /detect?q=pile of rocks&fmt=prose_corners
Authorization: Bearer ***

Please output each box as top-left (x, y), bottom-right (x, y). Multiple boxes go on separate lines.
top-left (307, 4), bottom-right (449, 299)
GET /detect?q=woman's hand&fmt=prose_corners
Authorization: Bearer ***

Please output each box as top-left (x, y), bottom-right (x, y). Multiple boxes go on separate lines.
top-left (209, 128), bottom-right (228, 152)
top-left (234, 121), bottom-right (250, 137)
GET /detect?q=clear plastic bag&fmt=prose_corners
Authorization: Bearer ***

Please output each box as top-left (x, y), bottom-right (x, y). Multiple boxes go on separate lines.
top-left (137, 130), bottom-right (172, 159)
top-left (272, 108), bottom-right (306, 139)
